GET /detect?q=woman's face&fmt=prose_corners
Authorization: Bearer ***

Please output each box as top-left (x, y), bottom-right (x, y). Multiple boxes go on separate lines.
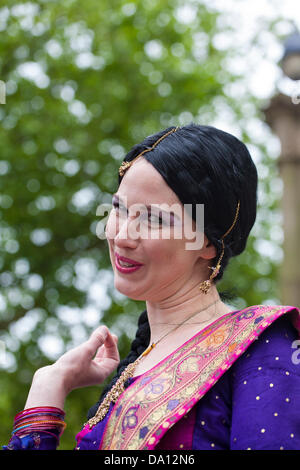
top-left (105, 158), bottom-right (214, 302)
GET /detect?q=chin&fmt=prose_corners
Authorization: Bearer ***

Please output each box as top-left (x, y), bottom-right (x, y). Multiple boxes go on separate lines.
top-left (113, 278), bottom-right (145, 301)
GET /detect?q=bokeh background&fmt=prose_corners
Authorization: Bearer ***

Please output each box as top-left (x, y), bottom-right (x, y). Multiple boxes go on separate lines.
top-left (1, 0), bottom-right (299, 449)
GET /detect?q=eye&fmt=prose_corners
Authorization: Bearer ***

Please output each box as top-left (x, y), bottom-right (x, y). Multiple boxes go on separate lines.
top-left (112, 200), bottom-right (127, 214)
top-left (148, 213), bottom-right (163, 225)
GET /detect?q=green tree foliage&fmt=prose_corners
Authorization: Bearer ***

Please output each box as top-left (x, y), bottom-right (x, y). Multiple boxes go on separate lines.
top-left (0, 0), bottom-right (288, 449)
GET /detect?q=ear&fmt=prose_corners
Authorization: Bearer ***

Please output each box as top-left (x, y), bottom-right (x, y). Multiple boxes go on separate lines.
top-left (199, 235), bottom-right (217, 260)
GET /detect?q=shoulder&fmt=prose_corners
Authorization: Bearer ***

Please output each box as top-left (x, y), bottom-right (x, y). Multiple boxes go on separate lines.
top-left (231, 305), bottom-right (300, 381)
top-left (228, 307), bottom-right (300, 449)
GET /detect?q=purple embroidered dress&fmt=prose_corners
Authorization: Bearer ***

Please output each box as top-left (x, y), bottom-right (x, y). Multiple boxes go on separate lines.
top-left (4, 308), bottom-right (300, 450)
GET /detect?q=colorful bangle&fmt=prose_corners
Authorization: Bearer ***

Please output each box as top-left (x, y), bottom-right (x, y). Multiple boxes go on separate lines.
top-left (14, 406), bottom-right (65, 420)
top-left (11, 406), bottom-right (66, 438)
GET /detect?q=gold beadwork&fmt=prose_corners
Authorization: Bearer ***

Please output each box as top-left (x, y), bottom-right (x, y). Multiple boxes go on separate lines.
top-left (86, 359), bottom-right (141, 428)
top-left (118, 127), bottom-right (179, 177)
top-left (86, 343), bottom-right (157, 428)
top-left (199, 201), bottom-right (240, 294)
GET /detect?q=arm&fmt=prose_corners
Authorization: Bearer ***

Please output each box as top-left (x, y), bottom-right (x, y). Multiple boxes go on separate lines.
top-left (4, 325), bottom-right (119, 450)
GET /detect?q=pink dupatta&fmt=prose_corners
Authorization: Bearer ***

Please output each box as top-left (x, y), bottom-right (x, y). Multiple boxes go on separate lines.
top-left (99, 305), bottom-right (300, 450)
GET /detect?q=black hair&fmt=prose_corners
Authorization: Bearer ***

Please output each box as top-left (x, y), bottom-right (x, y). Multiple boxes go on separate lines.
top-left (87, 123), bottom-right (258, 419)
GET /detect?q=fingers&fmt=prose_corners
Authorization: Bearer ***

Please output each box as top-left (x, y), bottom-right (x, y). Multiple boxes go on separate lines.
top-left (86, 326), bottom-right (119, 362)
top-left (102, 331), bottom-right (120, 362)
top-left (85, 325), bottom-right (109, 358)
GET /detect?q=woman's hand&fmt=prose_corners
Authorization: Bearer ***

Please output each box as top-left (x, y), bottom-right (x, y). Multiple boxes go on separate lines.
top-left (25, 325), bottom-right (119, 410)
top-left (54, 325), bottom-right (119, 391)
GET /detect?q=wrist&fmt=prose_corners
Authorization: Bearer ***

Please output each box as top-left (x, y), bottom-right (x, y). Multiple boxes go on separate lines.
top-left (25, 365), bottom-right (69, 410)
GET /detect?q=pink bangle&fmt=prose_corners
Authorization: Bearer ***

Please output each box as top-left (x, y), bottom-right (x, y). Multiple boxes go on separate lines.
top-left (15, 406), bottom-right (65, 419)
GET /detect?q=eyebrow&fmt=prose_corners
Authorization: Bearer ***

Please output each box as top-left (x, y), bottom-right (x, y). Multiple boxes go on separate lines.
top-left (112, 193), bottom-right (180, 219)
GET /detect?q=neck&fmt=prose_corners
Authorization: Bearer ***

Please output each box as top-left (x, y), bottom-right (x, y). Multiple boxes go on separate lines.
top-left (145, 284), bottom-right (231, 345)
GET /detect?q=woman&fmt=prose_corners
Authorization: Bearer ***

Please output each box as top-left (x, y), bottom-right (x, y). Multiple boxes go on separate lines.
top-left (4, 124), bottom-right (300, 451)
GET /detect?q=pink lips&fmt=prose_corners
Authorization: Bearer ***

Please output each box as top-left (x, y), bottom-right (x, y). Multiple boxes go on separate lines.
top-left (114, 252), bottom-right (144, 274)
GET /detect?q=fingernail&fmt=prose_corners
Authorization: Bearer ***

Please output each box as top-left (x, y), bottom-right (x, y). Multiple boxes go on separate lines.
top-left (100, 326), bottom-right (108, 338)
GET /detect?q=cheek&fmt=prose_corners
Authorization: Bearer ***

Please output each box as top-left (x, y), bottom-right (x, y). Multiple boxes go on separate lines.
top-left (146, 239), bottom-right (187, 266)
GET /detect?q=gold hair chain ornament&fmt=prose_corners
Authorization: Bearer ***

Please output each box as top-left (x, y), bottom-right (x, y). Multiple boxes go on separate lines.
top-left (119, 127), bottom-right (179, 177)
top-left (199, 200), bottom-right (241, 294)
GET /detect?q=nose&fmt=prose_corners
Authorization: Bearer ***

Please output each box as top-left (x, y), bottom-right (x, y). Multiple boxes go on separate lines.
top-left (113, 215), bottom-right (140, 249)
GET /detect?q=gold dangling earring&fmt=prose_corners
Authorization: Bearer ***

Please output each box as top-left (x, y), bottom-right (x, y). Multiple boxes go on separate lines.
top-left (199, 240), bottom-right (224, 294)
top-left (199, 201), bottom-right (240, 295)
